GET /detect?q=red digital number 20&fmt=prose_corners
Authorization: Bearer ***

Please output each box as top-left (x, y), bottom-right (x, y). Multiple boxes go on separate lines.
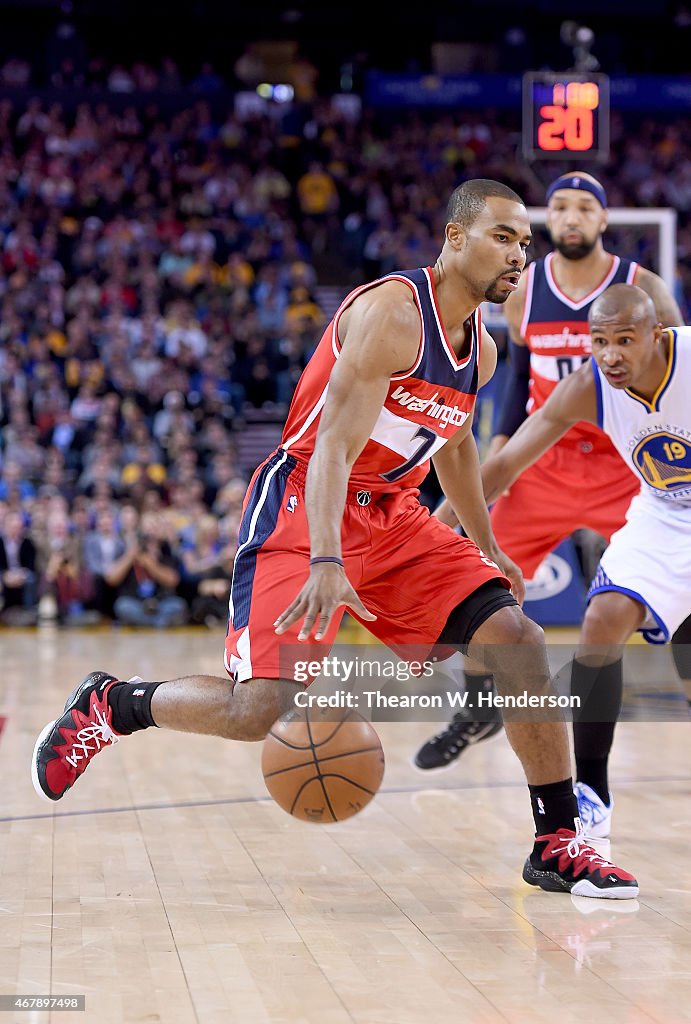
top-left (538, 105), bottom-right (594, 152)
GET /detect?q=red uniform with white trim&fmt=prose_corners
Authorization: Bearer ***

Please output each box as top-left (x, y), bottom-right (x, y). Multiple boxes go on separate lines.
top-left (225, 267), bottom-right (510, 683)
top-left (489, 252), bottom-right (642, 578)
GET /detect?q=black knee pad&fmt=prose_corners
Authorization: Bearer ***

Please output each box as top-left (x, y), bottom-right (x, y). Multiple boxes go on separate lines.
top-left (437, 579), bottom-right (518, 653)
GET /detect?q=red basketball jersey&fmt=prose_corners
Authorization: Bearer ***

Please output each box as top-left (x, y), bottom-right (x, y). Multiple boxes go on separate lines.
top-left (280, 267), bottom-right (481, 491)
top-left (520, 252), bottom-right (638, 455)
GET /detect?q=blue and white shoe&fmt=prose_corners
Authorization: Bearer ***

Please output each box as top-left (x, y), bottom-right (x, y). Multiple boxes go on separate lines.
top-left (575, 781), bottom-right (613, 841)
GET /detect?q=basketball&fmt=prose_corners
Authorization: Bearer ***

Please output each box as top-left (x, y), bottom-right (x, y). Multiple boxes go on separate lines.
top-left (261, 708), bottom-right (385, 823)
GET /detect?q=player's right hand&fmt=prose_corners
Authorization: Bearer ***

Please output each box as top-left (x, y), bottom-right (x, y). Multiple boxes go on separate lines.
top-left (274, 564), bottom-right (377, 642)
top-left (492, 549), bottom-right (525, 607)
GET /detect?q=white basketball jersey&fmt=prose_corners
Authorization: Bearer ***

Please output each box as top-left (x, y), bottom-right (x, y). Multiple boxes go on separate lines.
top-left (591, 327), bottom-right (691, 508)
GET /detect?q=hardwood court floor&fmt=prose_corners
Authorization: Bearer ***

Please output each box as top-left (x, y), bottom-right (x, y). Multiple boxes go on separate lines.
top-left (0, 624), bottom-right (690, 1024)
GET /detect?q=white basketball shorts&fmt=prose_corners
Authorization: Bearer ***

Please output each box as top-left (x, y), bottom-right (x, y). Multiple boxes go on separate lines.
top-left (587, 491), bottom-right (691, 643)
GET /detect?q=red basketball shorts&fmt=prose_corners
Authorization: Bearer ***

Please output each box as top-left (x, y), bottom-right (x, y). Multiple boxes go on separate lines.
top-left (489, 444), bottom-right (640, 580)
top-left (225, 449), bottom-right (510, 682)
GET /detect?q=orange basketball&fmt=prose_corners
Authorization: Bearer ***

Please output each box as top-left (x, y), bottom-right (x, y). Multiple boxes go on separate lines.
top-left (261, 708), bottom-right (385, 823)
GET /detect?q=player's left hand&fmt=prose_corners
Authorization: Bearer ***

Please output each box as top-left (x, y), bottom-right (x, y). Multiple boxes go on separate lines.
top-left (274, 563), bottom-right (376, 642)
top-left (493, 549), bottom-right (525, 606)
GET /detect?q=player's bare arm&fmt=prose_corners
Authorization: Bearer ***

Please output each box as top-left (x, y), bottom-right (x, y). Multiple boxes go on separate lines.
top-left (634, 266), bottom-right (683, 327)
top-left (503, 269), bottom-right (530, 348)
top-left (434, 324), bottom-right (496, 529)
top-left (488, 270), bottom-right (530, 455)
top-left (434, 321), bottom-right (505, 529)
top-left (482, 363), bottom-right (599, 505)
top-left (274, 282), bottom-right (421, 642)
top-left (432, 327), bottom-right (525, 602)
top-left (433, 422), bottom-right (526, 604)
top-left (478, 324), bottom-right (498, 386)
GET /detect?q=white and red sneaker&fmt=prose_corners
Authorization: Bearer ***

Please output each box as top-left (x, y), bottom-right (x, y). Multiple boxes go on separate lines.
top-left (523, 822), bottom-right (639, 899)
top-left (32, 671), bottom-right (124, 802)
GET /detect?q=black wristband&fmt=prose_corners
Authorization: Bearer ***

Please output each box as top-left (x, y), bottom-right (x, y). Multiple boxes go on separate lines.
top-left (309, 556), bottom-right (345, 567)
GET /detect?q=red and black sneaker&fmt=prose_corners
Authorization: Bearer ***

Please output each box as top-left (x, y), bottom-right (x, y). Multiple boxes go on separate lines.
top-left (523, 823), bottom-right (639, 899)
top-left (32, 671), bottom-right (124, 802)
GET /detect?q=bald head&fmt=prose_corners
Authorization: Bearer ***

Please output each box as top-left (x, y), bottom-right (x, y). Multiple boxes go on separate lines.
top-left (589, 284), bottom-right (658, 330)
top-left (589, 283), bottom-right (667, 393)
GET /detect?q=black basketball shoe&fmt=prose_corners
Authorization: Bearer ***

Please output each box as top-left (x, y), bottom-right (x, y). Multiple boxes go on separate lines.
top-left (414, 709), bottom-right (503, 770)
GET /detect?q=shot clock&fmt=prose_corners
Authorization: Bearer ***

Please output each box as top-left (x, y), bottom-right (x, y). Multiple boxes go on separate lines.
top-left (522, 72), bottom-right (609, 161)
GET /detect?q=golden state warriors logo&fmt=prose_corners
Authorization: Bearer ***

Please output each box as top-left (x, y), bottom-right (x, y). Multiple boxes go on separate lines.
top-left (632, 432), bottom-right (691, 492)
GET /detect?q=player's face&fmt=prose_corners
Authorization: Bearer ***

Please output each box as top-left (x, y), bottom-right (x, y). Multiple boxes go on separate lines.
top-left (457, 198), bottom-right (532, 304)
top-left (546, 189), bottom-right (607, 260)
top-left (590, 316), bottom-right (663, 390)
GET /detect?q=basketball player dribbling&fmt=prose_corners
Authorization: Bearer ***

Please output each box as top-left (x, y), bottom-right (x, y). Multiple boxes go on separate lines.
top-left (416, 173), bottom-right (690, 839)
top-left (33, 179), bottom-right (638, 898)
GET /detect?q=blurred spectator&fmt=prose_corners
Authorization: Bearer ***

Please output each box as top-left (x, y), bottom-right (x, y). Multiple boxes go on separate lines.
top-left (212, 476), bottom-right (248, 519)
top-left (107, 65), bottom-right (135, 93)
top-left (120, 443), bottom-right (167, 496)
top-left (179, 513), bottom-right (234, 626)
top-left (289, 51), bottom-right (320, 104)
top-left (16, 98), bottom-right (50, 140)
top-left (296, 160), bottom-right (340, 252)
top-left (191, 62), bottom-right (224, 94)
top-left (39, 510), bottom-right (99, 625)
top-left (0, 462), bottom-right (36, 504)
top-left (0, 510), bottom-right (38, 625)
top-left (152, 390), bottom-right (195, 445)
top-left (253, 262), bottom-right (290, 334)
top-left (77, 451), bottom-right (123, 496)
top-left (283, 285), bottom-right (326, 333)
top-left (0, 57), bottom-right (31, 87)
top-left (233, 44), bottom-right (266, 90)
top-left (108, 508), bottom-right (187, 627)
top-left (47, 17), bottom-right (86, 88)
top-left (159, 57), bottom-right (182, 92)
top-left (83, 506), bottom-right (126, 617)
top-left (163, 303), bottom-right (209, 359)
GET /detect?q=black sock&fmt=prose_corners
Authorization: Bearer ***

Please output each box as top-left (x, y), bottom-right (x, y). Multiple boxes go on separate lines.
top-left (529, 778), bottom-right (579, 835)
top-left (464, 672), bottom-right (496, 718)
top-left (107, 680), bottom-right (163, 735)
top-left (575, 756), bottom-right (611, 804)
top-left (572, 658), bottom-right (623, 804)
top-left (671, 615), bottom-right (691, 678)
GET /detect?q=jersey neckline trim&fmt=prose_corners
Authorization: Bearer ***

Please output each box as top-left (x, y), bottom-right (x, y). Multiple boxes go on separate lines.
top-left (426, 266), bottom-right (476, 371)
top-left (624, 328), bottom-right (677, 413)
top-left (545, 252), bottom-right (620, 310)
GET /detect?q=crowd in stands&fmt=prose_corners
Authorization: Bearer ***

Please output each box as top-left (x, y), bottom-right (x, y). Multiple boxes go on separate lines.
top-left (0, 53), bottom-right (240, 97)
top-left (0, 41), bottom-right (322, 100)
top-left (0, 73), bottom-right (689, 627)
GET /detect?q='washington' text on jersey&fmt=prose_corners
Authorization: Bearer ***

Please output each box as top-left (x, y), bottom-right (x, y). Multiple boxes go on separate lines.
top-left (278, 267), bottom-right (480, 492)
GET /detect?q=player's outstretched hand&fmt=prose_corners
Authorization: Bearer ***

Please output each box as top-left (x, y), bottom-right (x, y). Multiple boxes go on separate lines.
top-left (494, 549), bottom-right (525, 607)
top-left (274, 564), bottom-right (377, 642)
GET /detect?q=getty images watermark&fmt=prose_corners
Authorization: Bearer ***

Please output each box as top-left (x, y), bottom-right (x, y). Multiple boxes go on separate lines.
top-left (278, 643), bottom-right (691, 722)
top-left (292, 654), bottom-right (578, 713)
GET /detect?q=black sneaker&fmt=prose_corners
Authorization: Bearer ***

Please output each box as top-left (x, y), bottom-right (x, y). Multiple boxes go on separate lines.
top-left (523, 823), bottom-right (639, 899)
top-left (414, 710), bottom-right (503, 770)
